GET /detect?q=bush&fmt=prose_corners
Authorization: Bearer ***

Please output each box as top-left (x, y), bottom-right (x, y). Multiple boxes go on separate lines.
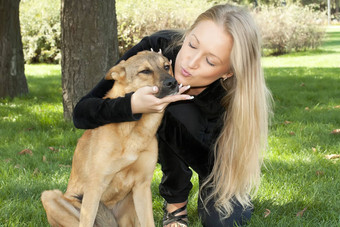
top-left (19, 1), bottom-right (327, 63)
top-left (116, 0), bottom-right (213, 56)
top-left (20, 0), bottom-right (61, 64)
top-left (253, 4), bottom-right (326, 55)
top-left (19, 0), bottom-right (212, 63)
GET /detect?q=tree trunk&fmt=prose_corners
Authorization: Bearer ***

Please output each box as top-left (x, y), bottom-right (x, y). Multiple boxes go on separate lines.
top-left (61, 0), bottom-right (119, 120)
top-left (0, 0), bottom-right (28, 98)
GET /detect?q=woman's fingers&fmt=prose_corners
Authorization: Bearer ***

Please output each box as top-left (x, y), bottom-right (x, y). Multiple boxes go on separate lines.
top-left (131, 85), bottom-right (193, 114)
top-left (159, 93), bottom-right (193, 104)
top-left (178, 84), bottom-right (191, 94)
top-left (157, 85), bottom-right (193, 104)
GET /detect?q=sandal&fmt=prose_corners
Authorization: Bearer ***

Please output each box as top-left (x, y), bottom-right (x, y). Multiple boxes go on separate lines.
top-left (163, 201), bottom-right (188, 227)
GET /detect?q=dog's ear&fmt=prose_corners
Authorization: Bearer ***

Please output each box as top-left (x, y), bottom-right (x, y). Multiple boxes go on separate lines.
top-left (105, 62), bottom-right (126, 81)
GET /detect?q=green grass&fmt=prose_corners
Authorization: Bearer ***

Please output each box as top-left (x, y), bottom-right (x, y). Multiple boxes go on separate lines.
top-left (1, 27), bottom-right (339, 226)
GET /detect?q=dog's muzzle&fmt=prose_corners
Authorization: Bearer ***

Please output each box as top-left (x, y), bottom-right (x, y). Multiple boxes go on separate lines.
top-left (163, 77), bottom-right (178, 90)
top-left (156, 77), bottom-right (179, 98)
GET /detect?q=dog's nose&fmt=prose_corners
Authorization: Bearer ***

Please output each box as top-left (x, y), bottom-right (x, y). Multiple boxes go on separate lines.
top-left (163, 78), bottom-right (178, 89)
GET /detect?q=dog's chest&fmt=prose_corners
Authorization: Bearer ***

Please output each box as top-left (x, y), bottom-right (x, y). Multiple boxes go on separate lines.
top-left (100, 141), bottom-right (158, 207)
top-left (100, 166), bottom-right (137, 206)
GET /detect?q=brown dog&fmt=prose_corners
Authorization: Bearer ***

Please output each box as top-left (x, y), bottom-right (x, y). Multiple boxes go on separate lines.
top-left (41, 51), bottom-right (178, 227)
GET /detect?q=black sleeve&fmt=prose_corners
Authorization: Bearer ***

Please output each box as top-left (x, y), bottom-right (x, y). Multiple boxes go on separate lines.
top-left (72, 33), bottom-right (172, 129)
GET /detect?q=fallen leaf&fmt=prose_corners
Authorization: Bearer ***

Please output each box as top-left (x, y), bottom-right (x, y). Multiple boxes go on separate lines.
top-left (325, 154), bottom-right (340, 159)
top-left (264, 209), bottom-right (271, 218)
top-left (33, 168), bottom-right (40, 175)
top-left (312, 147), bottom-right (316, 152)
top-left (284, 121), bottom-right (292, 125)
top-left (42, 155), bottom-right (48, 163)
top-left (305, 107), bottom-right (309, 110)
top-left (300, 83), bottom-right (305, 87)
top-left (289, 131), bottom-right (295, 135)
top-left (331, 129), bottom-right (340, 134)
top-left (18, 149), bottom-right (33, 155)
top-left (315, 170), bottom-right (324, 176)
top-left (296, 207), bottom-right (307, 217)
top-left (334, 105), bottom-right (340, 109)
top-left (48, 147), bottom-right (58, 152)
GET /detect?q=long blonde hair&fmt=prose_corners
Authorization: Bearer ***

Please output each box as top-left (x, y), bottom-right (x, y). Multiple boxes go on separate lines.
top-left (184, 4), bottom-right (272, 217)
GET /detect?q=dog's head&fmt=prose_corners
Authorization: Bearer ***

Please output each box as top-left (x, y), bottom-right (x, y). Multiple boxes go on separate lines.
top-left (105, 51), bottom-right (179, 98)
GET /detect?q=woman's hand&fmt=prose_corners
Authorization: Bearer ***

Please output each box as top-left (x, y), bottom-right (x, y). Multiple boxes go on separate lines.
top-left (131, 85), bottom-right (193, 114)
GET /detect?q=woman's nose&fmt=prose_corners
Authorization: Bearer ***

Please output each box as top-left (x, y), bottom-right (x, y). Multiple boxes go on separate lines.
top-left (187, 54), bottom-right (200, 69)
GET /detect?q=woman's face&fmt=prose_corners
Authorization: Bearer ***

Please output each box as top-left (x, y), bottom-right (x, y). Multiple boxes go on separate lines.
top-left (175, 20), bottom-right (233, 95)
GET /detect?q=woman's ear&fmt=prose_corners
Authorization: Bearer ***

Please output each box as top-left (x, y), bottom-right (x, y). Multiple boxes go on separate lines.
top-left (221, 72), bottom-right (234, 81)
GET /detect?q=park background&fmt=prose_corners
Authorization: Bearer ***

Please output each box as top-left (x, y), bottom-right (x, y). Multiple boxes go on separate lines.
top-left (0, 0), bottom-right (339, 226)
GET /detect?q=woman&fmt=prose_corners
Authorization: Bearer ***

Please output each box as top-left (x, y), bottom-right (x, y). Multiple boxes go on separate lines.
top-left (73, 3), bottom-right (272, 227)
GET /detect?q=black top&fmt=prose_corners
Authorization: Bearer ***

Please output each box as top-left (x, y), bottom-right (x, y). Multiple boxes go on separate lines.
top-left (72, 30), bottom-right (226, 175)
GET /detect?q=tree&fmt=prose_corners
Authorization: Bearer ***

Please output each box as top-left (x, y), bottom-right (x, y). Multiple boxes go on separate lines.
top-left (61, 0), bottom-right (119, 120)
top-left (0, 0), bottom-right (28, 98)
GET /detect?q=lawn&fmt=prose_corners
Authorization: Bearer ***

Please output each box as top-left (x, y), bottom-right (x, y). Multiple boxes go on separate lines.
top-left (0, 26), bottom-right (339, 226)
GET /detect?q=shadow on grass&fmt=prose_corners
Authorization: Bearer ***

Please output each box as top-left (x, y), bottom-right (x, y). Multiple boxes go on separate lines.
top-left (251, 157), bottom-right (339, 226)
top-left (265, 67), bottom-right (340, 112)
top-left (26, 73), bottom-right (62, 105)
top-left (0, 71), bottom-right (70, 132)
top-left (321, 39), bottom-right (340, 49)
top-left (319, 31), bottom-right (340, 54)
top-left (264, 66), bottom-right (340, 152)
top-left (279, 48), bottom-right (339, 57)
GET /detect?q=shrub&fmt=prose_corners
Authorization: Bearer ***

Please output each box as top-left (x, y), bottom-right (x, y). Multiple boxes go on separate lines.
top-left (19, 0), bottom-right (212, 63)
top-left (20, 0), bottom-right (61, 64)
top-left (19, 1), bottom-right (327, 63)
top-left (116, 0), bottom-right (213, 56)
top-left (253, 4), bottom-right (326, 55)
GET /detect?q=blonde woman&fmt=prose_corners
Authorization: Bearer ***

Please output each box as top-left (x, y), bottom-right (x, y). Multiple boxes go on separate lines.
top-left (73, 3), bottom-right (272, 227)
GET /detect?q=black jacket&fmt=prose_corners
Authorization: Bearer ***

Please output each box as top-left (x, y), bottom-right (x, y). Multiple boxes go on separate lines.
top-left (72, 30), bottom-right (226, 176)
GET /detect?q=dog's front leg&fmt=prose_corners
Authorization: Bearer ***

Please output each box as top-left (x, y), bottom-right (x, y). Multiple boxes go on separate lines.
top-left (79, 187), bottom-right (103, 227)
top-left (132, 182), bottom-right (155, 227)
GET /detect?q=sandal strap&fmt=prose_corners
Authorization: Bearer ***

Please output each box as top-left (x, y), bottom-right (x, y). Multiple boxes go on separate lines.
top-left (163, 202), bottom-right (187, 216)
top-left (163, 216), bottom-right (188, 226)
top-left (163, 201), bottom-right (188, 226)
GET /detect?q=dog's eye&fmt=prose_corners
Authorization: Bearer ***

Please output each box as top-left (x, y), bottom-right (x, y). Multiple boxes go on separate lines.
top-left (139, 69), bottom-right (152, 74)
top-left (164, 65), bottom-right (170, 71)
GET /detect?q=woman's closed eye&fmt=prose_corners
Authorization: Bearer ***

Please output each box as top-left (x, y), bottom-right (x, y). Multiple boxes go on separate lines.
top-left (189, 42), bottom-right (197, 49)
top-left (188, 41), bottom-right (215, 66)
top-left (206, 58), bottom-right (215, 66)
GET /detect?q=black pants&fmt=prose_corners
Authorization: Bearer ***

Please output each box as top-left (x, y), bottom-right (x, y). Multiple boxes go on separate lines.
top-left (198, 199), bottom-right (252, 227)
top-left (197, 189), bottom-right (253, 227)
top-left (158, 137), bottom-right (252, 227)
